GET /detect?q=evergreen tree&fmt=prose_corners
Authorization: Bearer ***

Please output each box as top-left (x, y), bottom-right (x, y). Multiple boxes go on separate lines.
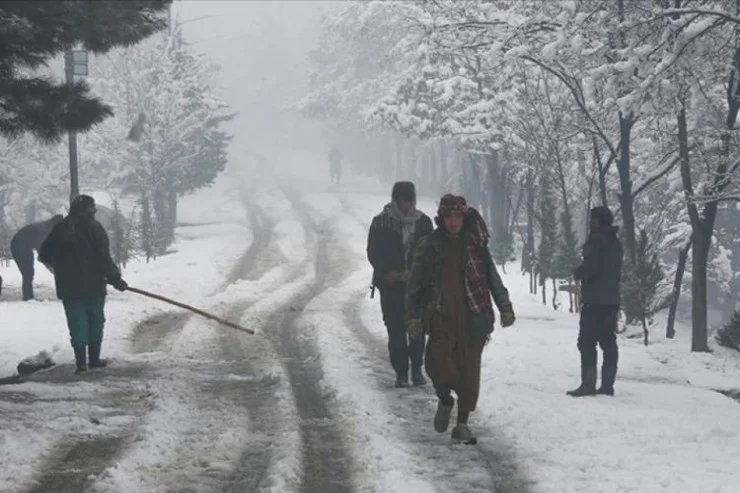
top-left (537, 174), bottom-right (558, 306)
top-left (622, 229), bottom-right (663, 345)
top-left (716, 309), bottom-right (740, 351)
top-left (139, 191), bottom-right (156, 263)
top-left (0, 1), bottom-right (171, 142)
top-left (491, 231), bottom-right (514, 273)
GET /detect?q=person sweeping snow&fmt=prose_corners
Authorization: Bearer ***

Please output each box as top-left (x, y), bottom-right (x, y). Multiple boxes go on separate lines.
top-left (38, 195), bottom-right (128, 375)
top-left (405, 194), bottom-right (515, 443)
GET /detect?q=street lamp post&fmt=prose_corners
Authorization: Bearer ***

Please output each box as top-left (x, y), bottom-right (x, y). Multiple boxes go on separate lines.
top-left (64, 48), bottom-right (89, 202)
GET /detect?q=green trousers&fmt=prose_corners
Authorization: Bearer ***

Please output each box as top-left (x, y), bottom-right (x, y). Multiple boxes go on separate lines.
top-left (62, 298), bottom-right (106, 347)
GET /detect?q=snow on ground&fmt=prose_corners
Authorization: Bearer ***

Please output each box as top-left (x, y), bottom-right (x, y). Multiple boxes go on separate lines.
top-left (3, 153), bottom-right (740, 493)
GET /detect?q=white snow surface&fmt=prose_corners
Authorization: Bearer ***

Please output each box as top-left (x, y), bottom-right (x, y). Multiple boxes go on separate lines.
top-left (2, 151), bottom-right (740, 493)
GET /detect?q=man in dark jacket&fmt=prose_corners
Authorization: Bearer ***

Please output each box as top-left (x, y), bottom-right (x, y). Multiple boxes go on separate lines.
top-left (10, 214), bottom-right (63, 300)
top-left (568, 206), bottom-right (623, 397)
top-left (367, 181), bottom-right (433, 387)
top-left (38, 195), bottom-right (128, 375)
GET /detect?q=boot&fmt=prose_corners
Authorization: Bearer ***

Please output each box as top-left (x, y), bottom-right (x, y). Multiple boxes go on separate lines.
top-left (451, 424), bottom-right (473, 442)
top-left (88, 344), bottom-right (107, 369)
top-left (394, 372), bottom-right (409, 388)
top-left (73, 345), bottom-right (87, 375)
top-left (596, 365), bottom-right (617, 396)
top-left (434, 398), bottom-right (454, 433)
top-left (411, 367), bottom-right (426, 386)
top-left (566, 366), bottom-right (597, 397)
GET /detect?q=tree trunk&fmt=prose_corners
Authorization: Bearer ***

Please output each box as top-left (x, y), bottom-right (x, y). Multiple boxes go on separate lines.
top-left (666, 238), bottom-right (691, 339)
top-left (439, 139), bottom-right (449, 188)
top-left (617, 114), bottom-right (637, 263)
top-left (691, 231), bottom-right (711, 352)
top-left (541, 277), bottom-right (546, 305)
top-left (552, 277), bottom-right (558, 310)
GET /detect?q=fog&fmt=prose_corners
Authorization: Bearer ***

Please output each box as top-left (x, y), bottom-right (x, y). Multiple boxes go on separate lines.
top-left (176, 1), bottom-right (333, 168)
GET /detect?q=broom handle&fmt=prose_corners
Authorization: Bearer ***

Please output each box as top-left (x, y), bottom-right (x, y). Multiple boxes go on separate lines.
top-left (126, 286), bottom-right (255, 335)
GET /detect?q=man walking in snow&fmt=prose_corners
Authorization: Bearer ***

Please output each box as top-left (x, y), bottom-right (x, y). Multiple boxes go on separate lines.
top-left (405, 194), bottom-right (515, 442)
top-left (10, 214), bottom-right (63, 300)
top-left (567, 205), bottom-right (623, 397)
top-left (38, 195), bottom-right (128, 375)
top-left (368, 181), bottom-right (433, 388)
top-left (329, 146), bottom-right (343, 184)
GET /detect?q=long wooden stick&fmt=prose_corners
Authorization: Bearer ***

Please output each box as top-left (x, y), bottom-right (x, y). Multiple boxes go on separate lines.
top-left (127, 286), bottom-right (255, 335)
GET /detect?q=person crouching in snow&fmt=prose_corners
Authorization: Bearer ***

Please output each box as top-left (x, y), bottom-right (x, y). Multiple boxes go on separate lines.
top-left (367, 181), bottom-right (434, 387)
top-left (405, 194), bottom-right (515, 442)
top-left (38, 195), bottom-right (128, 375)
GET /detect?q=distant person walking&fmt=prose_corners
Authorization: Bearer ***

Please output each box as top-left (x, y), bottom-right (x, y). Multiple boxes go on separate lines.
top-left (11, 214), bottom-right (63, 300)
top-left (329, 146), bottom-right (343, 184)
top-left (567, 206), bottom-right (623, 397)
top-left (38, 195), bottom-right (128, 375)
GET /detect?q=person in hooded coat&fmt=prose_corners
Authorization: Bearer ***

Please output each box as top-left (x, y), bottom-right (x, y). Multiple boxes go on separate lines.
top-left (367, 181), bottom-right (434, 387)
top-left (10, 214), bottom-right (64, 300)
top-left (38, 195), bottom-right (128, 375)
top-left (568, 205), bottom-right (623, 397)
top-left (405, 194), bottom-right (515, 442)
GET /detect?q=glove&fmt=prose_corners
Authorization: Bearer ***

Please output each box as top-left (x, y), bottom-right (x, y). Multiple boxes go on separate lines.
top-left (406, 318), bottom-right (422, 339)
top-left (384, 270), bottom-right (400, 285)
top-left (500, 311), bottom-right (515, 327)
top-left (111, 278), bottom-right (128, 292)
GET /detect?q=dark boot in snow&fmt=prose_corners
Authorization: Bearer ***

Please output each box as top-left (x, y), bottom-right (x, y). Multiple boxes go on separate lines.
top-left (566, 366), bottom-right (597, 397)
top-left (394, 374), bottom-right (409, 388)
top-left (411, 367), bottom-right (426, 386)
top-left (597, 365), bottom-right (617, 396)
top-left (434, 398), bottom-right (454, 433)
top-left (88, 344), bottom-right (107, 369)
top-left (73, 345), bottom-right (87, 375)
top-left (451, 424), bottom-right (473, 442)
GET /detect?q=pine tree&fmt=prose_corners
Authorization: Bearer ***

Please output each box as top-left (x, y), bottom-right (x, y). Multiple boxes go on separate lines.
top-left (0, 1), bottom-right (171, 142)
top-left (622, 229), bottom-right (663, 345)
top-left (537, 174), bottom-right (558, 306)
top-left (139, 191), bottom-right (156, 263)
top-left (491, 231), bottom-right (514, 273)
top-left (716, 309), bottom-right (740, 351)
top-left (110, 198), bottom-right (131, 269)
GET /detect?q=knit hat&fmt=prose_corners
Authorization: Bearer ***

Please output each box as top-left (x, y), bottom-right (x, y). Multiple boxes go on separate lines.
top-left (70, 195), bottom-right (96, 216)
top-left (590, 205), bottom-right (613, 226)
top-left (437, 194), bottom-right (468, 216)
top-left (391, 181), bottom-right (416, 202)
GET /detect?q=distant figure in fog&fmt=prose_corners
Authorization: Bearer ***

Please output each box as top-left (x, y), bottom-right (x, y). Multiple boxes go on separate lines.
top-left (11, 214), bottom-right (63, 300)
top-left (329, 146), bottom-right (343, 184)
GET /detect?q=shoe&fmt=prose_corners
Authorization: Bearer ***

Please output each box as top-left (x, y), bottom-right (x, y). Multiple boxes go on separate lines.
top-left (394, 376), bottom-right (409, 388)
top-left (451, 424), bottom-right (473, 442)
top-left (596, 365), bottom-right (617, 396)
top-left (411, 368), bottom-right (426, 386)
top-left (75, 366), bottom-right (88, 375)
top-left (88, 344), bottom-right (107, 369)
top-left (566, 366), bottom-right (597, 397)
top-left (434, 399), bottom-right (454, 433)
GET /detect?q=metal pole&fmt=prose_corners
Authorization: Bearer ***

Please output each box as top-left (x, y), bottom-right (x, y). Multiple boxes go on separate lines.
top-left (64, 48), bottom-right (79, 202)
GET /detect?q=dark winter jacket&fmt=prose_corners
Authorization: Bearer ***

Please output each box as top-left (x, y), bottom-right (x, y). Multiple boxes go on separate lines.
top-left (367, 206), bottom-right (433, 290)
top-left (405, 227), bottom-right (512, 337)
top-left (10, 215), bottom-right (63, 253)
top-left (574, 225), bottom-right (623, 307)
top-left (38, 215), bottom-right (122, 300)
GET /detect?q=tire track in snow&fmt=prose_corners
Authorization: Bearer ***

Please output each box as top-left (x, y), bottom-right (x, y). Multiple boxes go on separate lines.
top-left (273, 187), bottom-right (356, 493)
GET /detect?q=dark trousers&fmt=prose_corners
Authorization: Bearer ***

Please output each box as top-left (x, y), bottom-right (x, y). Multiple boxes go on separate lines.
top-left (11, 245), bottom-right (35, 301)
top-left (380, 286), bottom-right (424, 378)
top-left (578, 304), bottom-right (619, 368)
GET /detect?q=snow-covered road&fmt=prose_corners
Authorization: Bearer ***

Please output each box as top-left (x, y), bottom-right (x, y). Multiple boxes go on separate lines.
top-left (2, 158), bottom-right (740, 493)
